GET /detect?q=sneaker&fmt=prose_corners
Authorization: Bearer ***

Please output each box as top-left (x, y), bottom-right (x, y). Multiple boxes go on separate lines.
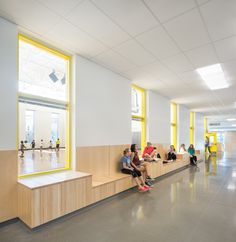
top-left (145, 182), bottom-right (154, 188)
top-left (143, 185), bottom-right (152, 191)
top-left (146, 176), bottom-right (155, 182)
top-left (138, 186), bottom-right (148, 192)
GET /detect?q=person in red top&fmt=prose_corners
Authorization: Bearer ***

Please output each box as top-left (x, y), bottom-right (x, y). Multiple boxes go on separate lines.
top-left (142, 142), bottom-right (156, 161)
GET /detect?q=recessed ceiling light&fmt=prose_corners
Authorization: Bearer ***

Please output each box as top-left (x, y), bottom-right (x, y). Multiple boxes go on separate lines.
top-left (227, 118), bottom-right (236, 121)
top-left (196, 64), bottom-right (228, 90)
top-left (232, 124), bottom-right (236, 127)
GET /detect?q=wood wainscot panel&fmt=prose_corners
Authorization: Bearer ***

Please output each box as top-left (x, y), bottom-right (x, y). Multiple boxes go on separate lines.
top-left (0, 150), bottom-right (17, 222)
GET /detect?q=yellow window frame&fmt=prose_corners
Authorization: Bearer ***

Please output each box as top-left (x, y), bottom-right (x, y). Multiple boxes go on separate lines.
top-left (131, 85), bottom-right (146, 150)
top-left (171, 103), bottom-right (177, 149)
top-left (18, 34), bottom-right (72, 178)
top-left (190, 112), bottom-right (195, 145)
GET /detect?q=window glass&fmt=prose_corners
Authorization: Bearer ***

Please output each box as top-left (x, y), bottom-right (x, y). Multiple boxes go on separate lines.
top-left (18, 36), bottom-right (70, 177)
top-left (132, 119), bottom-right (142, 149)
top-left (25, 110), bottom-right (34, 143)
top-left (19, 40), bottom-right (68, 101)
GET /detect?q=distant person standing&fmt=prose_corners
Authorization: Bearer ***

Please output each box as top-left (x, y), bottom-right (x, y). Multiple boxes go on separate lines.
top-left (31, 140), bottom-right (35, 150)
top-left (40, 139), bottom-right (44, 152)
top-left (56, 138), bottom-right (60, 152)
top-left (205, 136), bottom-right (211, 154)
top-left (49, 140), bottom-right (53, 150)
top-left (20, 141), bottom-right (26, 157)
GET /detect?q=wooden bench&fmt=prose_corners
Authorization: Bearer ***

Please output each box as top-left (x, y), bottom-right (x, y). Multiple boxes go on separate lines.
top-left (76, 145), bottom-right (136, 203)
top-left (18, 171), bottom-right (92, 228)
top-left (17, 144), bottom-right (191, 228)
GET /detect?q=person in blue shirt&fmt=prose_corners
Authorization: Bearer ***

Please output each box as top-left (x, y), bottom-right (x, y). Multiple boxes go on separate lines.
top-left (120, 148), bottom-right (150, 192)
top-left (188, 144), bottom-right (197, 166)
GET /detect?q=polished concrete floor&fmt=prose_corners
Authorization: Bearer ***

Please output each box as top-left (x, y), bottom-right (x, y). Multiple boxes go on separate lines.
top-left (2, 153), bottom-right (236, 242)
top-left (18, 149), bottom-right (66, 175)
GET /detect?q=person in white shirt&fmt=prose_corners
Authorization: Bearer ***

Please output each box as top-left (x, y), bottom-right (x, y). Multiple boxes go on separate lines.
top-left (179, 144), bottom-right (187, 154)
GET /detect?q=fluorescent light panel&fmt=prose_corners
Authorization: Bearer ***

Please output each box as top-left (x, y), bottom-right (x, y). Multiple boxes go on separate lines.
top-left (196, 64), bottom-right (228, 90)
top-left (227, 118), bottom-right (236, 121)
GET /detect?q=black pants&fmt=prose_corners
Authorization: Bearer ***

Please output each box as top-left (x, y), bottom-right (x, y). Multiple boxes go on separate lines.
top-left (190, 155), bottom-right (197, 165)
top-left (205, 145), bottom-right (211, 153)
top-left (167, 152), bottom-right (176, 161)
top-left (121, 168), bottom-right (141, 178)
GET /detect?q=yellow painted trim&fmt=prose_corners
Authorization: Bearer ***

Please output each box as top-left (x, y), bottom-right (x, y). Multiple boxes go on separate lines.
top-left (17, 34), bottom-right (72, 177)
top-left (18, 34), bottom-right (71, 60)
top-left (171, 103), bottom-right (177, 149)
top-left (190, 112), bottom-right (195, 145)
top-left (131, 85), bottom-right (146, 150)
top-left (18, 167), bottom-right (70, 179)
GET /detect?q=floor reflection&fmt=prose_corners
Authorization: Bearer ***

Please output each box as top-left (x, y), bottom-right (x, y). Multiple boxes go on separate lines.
top-left (18, 149), bottom-right (66, 175)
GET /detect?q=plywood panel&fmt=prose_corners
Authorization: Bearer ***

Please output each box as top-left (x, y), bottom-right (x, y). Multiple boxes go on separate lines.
top-left (0, 150), bottom-right (17, 222)
top-left (61, 177), bottom-right (91, 214)
top-left (92, 182), bottom-right (115, 203)
top-left (32, 183), bottom-right (62, 227)
top-left (18, 184), bottom-right (32, 226)
top-left (18, 173), bottom-right (92, 228)
top-left (115, 176), bottom-right (134, 193)
top-left (76, 146), bottom-right (110, 177)
top-left (109, 144), bottom-right (129, 176)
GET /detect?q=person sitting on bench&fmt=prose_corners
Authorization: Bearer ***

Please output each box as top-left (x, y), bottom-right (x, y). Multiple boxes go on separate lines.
top-left (179, 143), bottom-right (187, 154)
top-left (142, 142), bottom-right (157, 161)
top-left (188, 144), bottom-right (197, 166)
top-left (130, 144), bottom-right (154, 187)
top-left (120, 148), bottom-right (150, 192)
top-left (167, 145), bottom-right (177, 161)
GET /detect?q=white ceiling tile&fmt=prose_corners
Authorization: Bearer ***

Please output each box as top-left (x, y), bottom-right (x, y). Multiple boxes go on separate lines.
top-left (0, 0), bottom-right (61, 34)
top-left (66, 0), bottom-right (130, 47)
top-left (140, 61), bottom-right (169, 76)
top-left (47, 19), bottom-right (107, 57)
top-left (37, 0), bottom-right (83, 16)
top-left (200, 0), bottom-right (236, 41)
top-left (214, 36), bottom-right (236, 62)
top-left (144, 0), bottom-right (196, 23)
top-left (164, 9), bottom-right (210, 51)
top-left (113, 39), bottom-right (156, 66)
top-left (185, 44), bottom-right (218, 68)
top-left (91, 0), bottom-right (158, 36)
top-left (136, 26), bottom-right (180, 59)
top-left (162, 53), bottom-right (193, 73)
top-left (92, 50), bottom-right (136, 73)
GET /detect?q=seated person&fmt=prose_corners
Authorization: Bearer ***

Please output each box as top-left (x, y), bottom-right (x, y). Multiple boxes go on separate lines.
top-left (142, 142), bottom-right (157, 161)
top-left (179, 144), bottom-right (187, 154)
top-left (153, 147), bottom-right (162, 160)
top-left (120, 148), bottom-right (150, 192)
top-left (130, 144), bottom-right (154, 186)
top-left (166, 145), bottom-right (177, 161)
top-left (188, 144), bottom-right (197, 166)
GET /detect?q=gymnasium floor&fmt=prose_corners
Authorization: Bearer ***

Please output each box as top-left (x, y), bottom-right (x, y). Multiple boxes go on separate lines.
top-left (2, 153), bottom-right (236, 242)
top-left (18, 149), bottom-right (66, 175)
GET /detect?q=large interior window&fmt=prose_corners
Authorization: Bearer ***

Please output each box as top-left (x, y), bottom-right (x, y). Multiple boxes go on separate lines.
top-left (190, 112), bottom-right (195, 145)
top-left (131, 86), bottom-right (146, 150)
top-left (171, 103), bottom-right (177, 149)
top-left (18, 35), bottom-right (70, 177)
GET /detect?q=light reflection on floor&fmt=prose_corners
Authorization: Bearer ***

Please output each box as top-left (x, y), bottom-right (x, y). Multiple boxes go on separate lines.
top-left (18, 149), bottom-right (66, 175)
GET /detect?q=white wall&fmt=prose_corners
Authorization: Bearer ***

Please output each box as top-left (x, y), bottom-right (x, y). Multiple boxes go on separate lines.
top-left (177, 104), bottom-right (190, 150)
top-left (0, 18), bottom-right (17, 150)
top-left (195, 112), bottom-right (204, 152)
top-left (147, 91), bottom-right (171, 144)
top-left (19, 103), bottom-right (66, 148)
top-left (75, 56), bottom-right (131, 147)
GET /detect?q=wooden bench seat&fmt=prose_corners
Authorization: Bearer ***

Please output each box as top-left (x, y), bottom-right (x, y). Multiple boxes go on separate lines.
top-left (18, 171), bottom-right (92, 228)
